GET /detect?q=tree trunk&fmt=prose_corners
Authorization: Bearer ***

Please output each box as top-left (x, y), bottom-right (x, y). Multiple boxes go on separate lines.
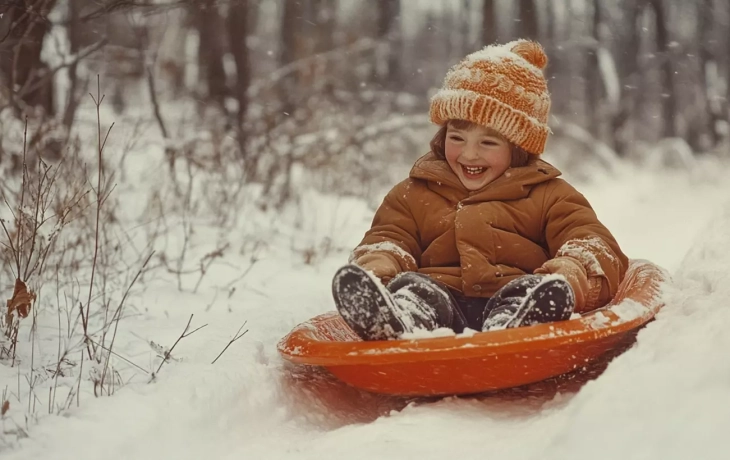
top-left (481, 0), bottom-right (497, 45)
top-left (63, 0), bottom-right (82, 129)
top-left (723, 2), bottom-right (730, 123)
top-left (305, 0), bottom-right (336, 96)
top-left (647, 0), bottom-right (676, 138)
top-left (194, 0), bottom-right (227, 106)
top-left (279, 0), bottom-right (303, 115)
top-left (375, 0), bottom-right (402, 89)
top-left (517, 0), bottom-right (539, 41)
top-left (460, 0), bottom-right (472, 54)
top-left (227, 0), bottom-right (250, 160)
top-left (0, 0), bottom-right (58, 116)
top-left (727, 0), bottom-right (730, 126)
top-left (308, 0), bottom-right (336, 54)
top-left (544, 0), bottom-right (567, 114)
top-left (698, 0), bottom-right (721, 147)
top-left (724, 0), bottom-right (730, 127)
top-left (586, 0), bottom-right (602, 138)
top-left (611, 0), bottom-right (642, 154)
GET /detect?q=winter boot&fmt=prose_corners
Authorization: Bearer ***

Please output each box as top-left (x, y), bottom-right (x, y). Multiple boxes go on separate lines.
top-left (386, 272), bottom-right (467, 333)
top-left (482, 275), bottom-right (574, 332)
top-left (332, 265), bottom-right (456, 341)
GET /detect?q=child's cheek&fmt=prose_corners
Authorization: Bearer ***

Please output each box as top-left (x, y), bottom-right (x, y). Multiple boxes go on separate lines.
top-left (444, 142), bottom-right (460, 162)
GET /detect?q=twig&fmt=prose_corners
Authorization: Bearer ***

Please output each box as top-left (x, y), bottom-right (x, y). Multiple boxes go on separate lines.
top-left (76, 350), bottom-right (83, 408)
top-left (192, 243), bottom-right (229, 294)
top-left (152, 314), bottom-right (207, 378)
top-left (0, 219), bottom-right (18, 279)
top-left (22, 151), bottom-right (51, 280)
top-left (16, 40), bottom-right (108, 101)
top-left (211, 321), bottom-right (248, 365)
top-left (146, 64), bottom-right (168, 140)
top-left (224, 252), bottom-right (260, 290)
top-left (87, 338), bottom-right (148, 375)
top-left (100, 252), bottom-right (155, 388)
top-left (83, 75), bottom-right (114, 359)
top-left (16, 118), bottom-right (28, 277)
top-left (76, 0), bottom-right (190, 22)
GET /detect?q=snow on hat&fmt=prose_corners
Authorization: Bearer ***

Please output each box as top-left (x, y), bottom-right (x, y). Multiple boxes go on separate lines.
top-left (429, 39), bottom-right (552, 155)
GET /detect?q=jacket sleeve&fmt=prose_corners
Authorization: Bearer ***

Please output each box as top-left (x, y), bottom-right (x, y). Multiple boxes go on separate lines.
top-left (542, 179), bottom-right (629, 309)
top-left (350, 181), bottom-right (421, 273)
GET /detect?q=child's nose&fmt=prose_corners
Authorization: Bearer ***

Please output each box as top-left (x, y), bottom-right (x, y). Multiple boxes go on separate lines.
top-left (462, 144), bottom-right (480, 161)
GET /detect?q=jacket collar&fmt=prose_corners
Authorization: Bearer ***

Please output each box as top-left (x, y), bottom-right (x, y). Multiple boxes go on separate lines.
top-left (409, 152), bottom-right (562, 203)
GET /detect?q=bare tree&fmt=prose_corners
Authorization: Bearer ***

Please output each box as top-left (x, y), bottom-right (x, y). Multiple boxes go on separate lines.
top-left (517, 0), bottom-right (539, 40)
top-left (611, 0), bottom-right (643, 154)
top-left (62, 0), bottom-right (84, 129)
top-left (309, 0), bottom-right (337, 54)
top-left (646, 0), bottom-right (677, 138)
top-left (299, 0), bottom-right (337, 93)
top-left (727, 2), bottom-right (730, 127)
top-left (544, 0), bottom-right (568, 115)
top-left (697, 0), bottom-right (723, 147)
top-left (586, 0), bottom-right (602, 138)
top-left (227, 0), bottom-right (251, 160)
top-left (460, 0), bottom-right (472, 55)
top-left (482, 0), bottom-right (497, 45)
top-left (192, 0), bottom-right (227, 106)
top-left (0, 0), bottom-right (58, 116)
top-left (375, 0), bottom-right (402, 89)
top-left (279, 0), bottom-right (304, 116)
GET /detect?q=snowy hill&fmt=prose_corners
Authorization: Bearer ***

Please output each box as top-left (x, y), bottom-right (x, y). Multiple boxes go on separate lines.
top-left (2, 154), bottom-right (730, 459)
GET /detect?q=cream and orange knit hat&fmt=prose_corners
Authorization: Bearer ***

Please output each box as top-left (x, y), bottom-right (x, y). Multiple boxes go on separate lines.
top-left (429, 40), bottom-right (551, 155)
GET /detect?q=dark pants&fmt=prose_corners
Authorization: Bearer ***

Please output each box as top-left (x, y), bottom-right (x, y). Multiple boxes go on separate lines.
top-left (388, 273), bottom-right (574, 333)
top-left (449, 290), bottom-right (489, 332)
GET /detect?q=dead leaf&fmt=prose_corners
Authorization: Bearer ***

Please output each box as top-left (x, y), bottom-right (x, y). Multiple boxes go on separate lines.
top-left (6, 278), bottom-right (36, 324)
top-left (1, 400), bottom-right (9, 416)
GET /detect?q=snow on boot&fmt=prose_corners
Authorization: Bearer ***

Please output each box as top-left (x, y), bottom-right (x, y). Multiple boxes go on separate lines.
top-left (482, 275), bottom-right (574, 332)
top-left (332, 265), bottom-right (440, 341)
top-left (387, 272), bottom-right (467, 333)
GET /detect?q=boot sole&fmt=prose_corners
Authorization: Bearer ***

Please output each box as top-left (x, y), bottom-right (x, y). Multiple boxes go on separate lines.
top-left (483, 278), bottom-right (573, 331)
top-left (332, 265), bottom-right (405, 341)
top-left (505, 278), bottom-right (573, 329)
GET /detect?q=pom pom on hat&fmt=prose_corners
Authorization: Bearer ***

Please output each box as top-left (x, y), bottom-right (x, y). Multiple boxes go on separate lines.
top-left (510, 40), bottom-right (548, 70)
top-left (429, 39), bottom-right (552, 155)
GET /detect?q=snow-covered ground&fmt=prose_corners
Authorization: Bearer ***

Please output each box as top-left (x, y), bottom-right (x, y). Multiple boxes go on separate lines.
top-left (2, 134), bottom-right (730, 459)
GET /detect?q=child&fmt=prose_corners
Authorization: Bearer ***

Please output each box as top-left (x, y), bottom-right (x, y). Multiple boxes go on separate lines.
top-left (332, 40), bottom-right (628, 341)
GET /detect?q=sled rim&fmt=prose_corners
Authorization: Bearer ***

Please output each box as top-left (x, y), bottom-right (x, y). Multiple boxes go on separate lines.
top-left (278, 260), bottom-right (666, 366)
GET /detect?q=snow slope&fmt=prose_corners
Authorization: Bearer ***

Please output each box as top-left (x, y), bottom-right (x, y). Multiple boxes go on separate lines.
top-left (3, 155), bottom-right (730, 459)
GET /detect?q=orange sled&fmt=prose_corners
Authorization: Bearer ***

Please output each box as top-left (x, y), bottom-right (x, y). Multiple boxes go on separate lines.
top-left (278, 260), bottom-right (667, 396)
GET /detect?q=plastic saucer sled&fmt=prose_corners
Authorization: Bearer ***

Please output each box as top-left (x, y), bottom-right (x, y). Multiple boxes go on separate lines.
top-left (278, 260), bottom-right (666, 396)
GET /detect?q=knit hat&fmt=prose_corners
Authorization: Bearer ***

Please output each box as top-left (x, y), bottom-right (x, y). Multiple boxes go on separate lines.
top-left (429, 40), bottom-right (551, 155)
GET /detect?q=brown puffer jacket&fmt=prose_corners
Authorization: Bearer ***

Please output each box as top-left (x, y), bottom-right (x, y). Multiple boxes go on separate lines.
top-left (351, 152), bottom-right (629, 312)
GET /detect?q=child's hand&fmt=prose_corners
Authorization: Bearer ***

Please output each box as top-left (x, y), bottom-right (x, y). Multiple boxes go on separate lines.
top-left (534, 257), bottom-right (589, 312)
top-left (354, 253), bottom-right (400, 284)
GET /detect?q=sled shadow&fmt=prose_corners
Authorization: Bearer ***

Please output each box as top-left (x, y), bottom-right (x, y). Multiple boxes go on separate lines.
top-left (278, 326), bottom-right (641, 429)
top-left (277, 361), bottom-right (417, 429)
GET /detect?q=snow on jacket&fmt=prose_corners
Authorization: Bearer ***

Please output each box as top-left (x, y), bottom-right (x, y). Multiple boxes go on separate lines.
top-left (351, 152), bottom-right (628, 312)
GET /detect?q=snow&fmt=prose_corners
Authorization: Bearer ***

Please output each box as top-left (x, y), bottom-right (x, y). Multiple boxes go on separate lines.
top-left (349, 241), bottom-right (417, 267)
top-left (587, 311), bottom-right (610, 329)
top-left (462, 41), bottom-right (547, 77)
top-left (397, 325), bottom-right (479, 340)
top-left (2, 125), bottom-right (730, 459)
top-left (556, 237), bottom-right (613, 277)
top-left (400, 327), bottom-right (456, 339)
top-left (610, 299), bottom-right (648, 323)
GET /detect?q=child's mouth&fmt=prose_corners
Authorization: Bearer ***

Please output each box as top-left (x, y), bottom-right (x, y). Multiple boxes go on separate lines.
top-left (460, 164), bottom-right (487, 179)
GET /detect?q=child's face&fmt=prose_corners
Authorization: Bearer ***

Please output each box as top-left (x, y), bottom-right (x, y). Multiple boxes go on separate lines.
top-left (444, 123), bottom-right (512, 191)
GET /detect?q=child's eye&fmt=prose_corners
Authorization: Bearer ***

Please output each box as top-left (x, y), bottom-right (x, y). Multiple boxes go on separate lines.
top-left (481, 140), bottom-right (499, 146)
top-left (448, 135), bottom-right (464, 142)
